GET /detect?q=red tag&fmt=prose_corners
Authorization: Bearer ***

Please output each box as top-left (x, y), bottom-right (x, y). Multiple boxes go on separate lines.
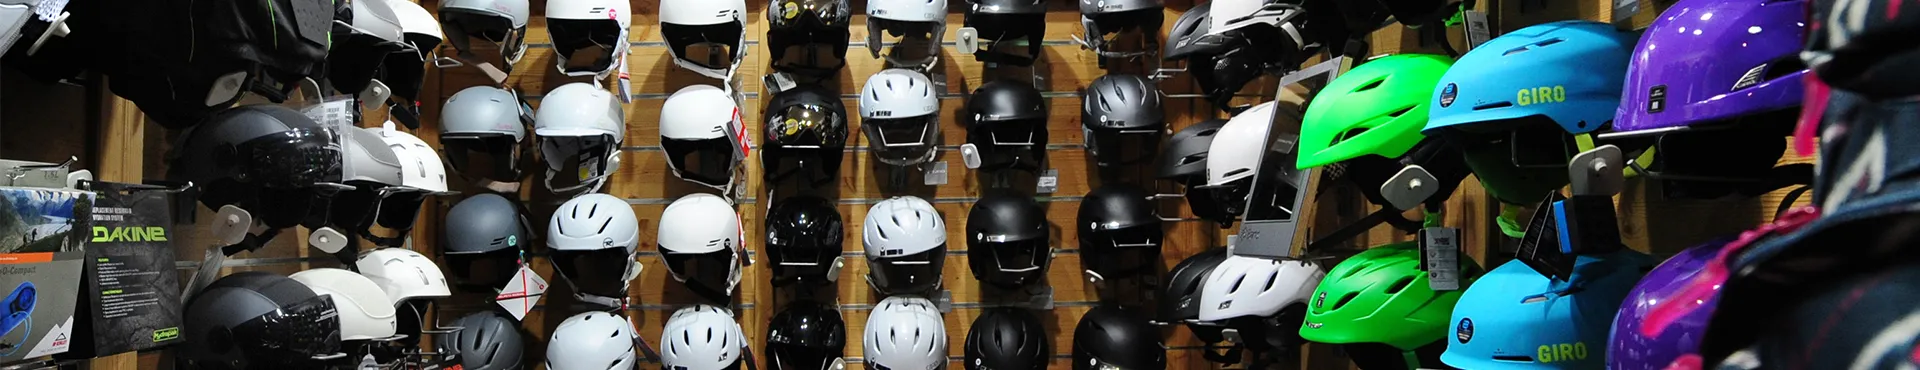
top-left (731, 107), bottom-right (752, 157)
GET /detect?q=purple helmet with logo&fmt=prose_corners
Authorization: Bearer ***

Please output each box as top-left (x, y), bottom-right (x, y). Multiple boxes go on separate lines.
top-left (1607, 242), bottom-right (1724, 370)
top-left (1612, 0), bottom-right (1808, 135)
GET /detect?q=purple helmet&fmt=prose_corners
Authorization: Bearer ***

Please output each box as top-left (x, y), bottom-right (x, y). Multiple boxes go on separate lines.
top-left (1608, 242), bottom-right (1724, 370)
top-left (1612, 0), bottom-right (1808, 135)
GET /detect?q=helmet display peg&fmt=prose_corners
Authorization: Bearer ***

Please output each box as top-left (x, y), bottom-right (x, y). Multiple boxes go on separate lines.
top-left (1568, 145), bottom-right (1625, 197)
top-left (1381, 165), bottom-right (1441, 211)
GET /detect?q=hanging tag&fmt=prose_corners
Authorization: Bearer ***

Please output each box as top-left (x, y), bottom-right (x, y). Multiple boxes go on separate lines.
top-left (1516, 191), bottom-right (1575, 281)
top-left (763, 73), bottom-right (798, 95)
top-left (495, 264), bottom-right (548, 320)
top-left (956, 27), bottom-right (980, 54)
top-left (923, 161), bottom-right (949, 185)
top-left (1611, 0), bottom-right (1639, 25)
top-left (959, 144), bottom-right (982, 169)
top-left (1463, 10), bottom-right (1492, 50)
top-left (1036, 169), bottom-right (1060, 194)
top-left (1556, 195), bottom-right (1624, 255)
top-left (826, 256), bottom-right (846, 282)
top-left (300, 96), bottom-right (358, 129)
top-left (1419, 227), bottom-right (1463, 291)
top-left (730, 107), bottom-right (752, 158)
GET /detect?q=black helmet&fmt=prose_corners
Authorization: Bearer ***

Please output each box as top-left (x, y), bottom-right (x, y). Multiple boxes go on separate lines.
top-left (1162, 4), bottom-right (1213, 60)
top-left (767, 301), bottom-right (847, 370)
top-left (439, 311), bottom-right (525, 370)
top-left (1160, 247), bottom-right (1232, 344)
top-left (763, 85), bottom-right (850, 188)
top-left (765, 196), bottom-right (845, 287)
top-left (967, 80), bottom-right (1049, 175)
top-left (1158, 120), bottom-right (1238, 224)
top-left (1083, 74), bottom-right (1166, 168)
top-left (167, 105), bottom-right (343, 233)
top-left (1078, 185), bottom-right (1164, 281)
top-left (179, 272), bottom-right (342, 370)
top-left (1077, 0), bottom-right (1164, 58)
top-left (110, 0), bottom-right (331, 128)
top-left (440, 194), bottom-right (531, 291)
top-left (768, 0), bottom-right (852, 77)
top-left (1073, 304), bottom-right (1166, 370)
top-left (966, 193), bottom-right (1051, 288)
top-left (964, 308), bottom-right (1049, 370)
top-left (326, 0), bottom-right (410, 98)
top-left (963, 0), bottom-right (1047, 65)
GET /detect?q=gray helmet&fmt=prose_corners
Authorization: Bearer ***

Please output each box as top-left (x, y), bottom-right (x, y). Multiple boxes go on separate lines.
top-left (440, 86), bottom-right (533, 183)
top-left (1157, 119), bottom-right (1227, 183)
top-left (342, 127), bottom-right (405, 186)
top-left (1078, 0), bottom-right (1164, 58)
top-left (179, 272), bottom-right (341, 369)
top-left (438, 0), bottom-right (532, 67)
top-left (441, 193), bottom-right (531, 290)
top-left (440, 311), bottom-right (526, 370)
top-left (1163, 5), bottom-right (1213, 60)
top-left (1082, 74), bottom-right (1166, 168)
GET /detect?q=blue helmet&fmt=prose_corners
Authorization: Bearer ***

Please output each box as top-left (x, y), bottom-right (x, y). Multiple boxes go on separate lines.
top-left (1441, 251), bottom-right (1652, 369)
top-left (1425, 20), bottom-right (1636, 134)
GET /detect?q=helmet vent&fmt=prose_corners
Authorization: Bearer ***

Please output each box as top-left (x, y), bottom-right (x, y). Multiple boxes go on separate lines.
top-left (1494, 355), bottom-right (1535, 362)
top-left (598, 218), bottom-right (613, 234)
top-left (1261, 271), bottom-right (1278, 291)
top-left (1385, 276), bottom-right (1415, 294)
top-left (1333, 292), bottom-right (1357, 310)
top-left (1228, 278), bottom-right (1244, 293)
top-left (1197, 128), bottom-right (1220, 137)
top-left (1354, 77), bottom-right (1386, 92)
top-left (1387, 106), bottom-right (1414, 118)
top-left (1179, 153), bottom-right (1208, 165)
top-left (1223, 168), bottom-right (1251, 178)
top-left (1473, 101), bottom-right (1514, 111)
top-left (1337, 128), bottom-right (1368, 144)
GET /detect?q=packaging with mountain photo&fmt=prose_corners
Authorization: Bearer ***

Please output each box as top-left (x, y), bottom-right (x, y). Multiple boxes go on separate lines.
top-left (0, 185), bottom-right (92, 364)
top-left (57, 181), bottom-right (182, 359)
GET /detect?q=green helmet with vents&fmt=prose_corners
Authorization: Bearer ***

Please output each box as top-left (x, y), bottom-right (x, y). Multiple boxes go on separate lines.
top-left (1299, 242), bottom-right (1482, 351)
top-left (1296, 54), bottom-right (1454, 169)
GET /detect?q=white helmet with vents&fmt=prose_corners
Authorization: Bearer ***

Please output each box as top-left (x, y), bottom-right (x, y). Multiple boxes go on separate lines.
top-left (859, 69), bottom-right (942, 167)
top-left (546, 311), bottom-right (639, 370)
top-left (547, 193), bottom-right (641, 306)
top-left (661, 304), bottom-right (748, 370)
top-left (863, 196), bottom-right (947, 295)
top-left (864, 295), bottom-right (948, 370)
top-left (1198, 255), bottom-right (1324, 322)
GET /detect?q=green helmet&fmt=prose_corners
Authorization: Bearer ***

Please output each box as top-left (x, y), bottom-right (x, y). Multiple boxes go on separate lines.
top-left (1296, 54), bottom-right (1454, 169)
top-left (1299, 242), bottom-right (1482, 351)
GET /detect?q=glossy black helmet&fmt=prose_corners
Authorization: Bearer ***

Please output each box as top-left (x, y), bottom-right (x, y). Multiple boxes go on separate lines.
top-left (167, 105), bottom-right (344, 232)
top-left (763, 85), bottom-right (850, 188)
top-left (963, 0), bottom-right (1048, 65)
top-left (1073, 304), bottom-right (1166, 370)
top-left (768, 301), bottom-right (847, 370)
top-left (966, 193), bottom-right (1051, 288)
top-left (179, 272), bottom-right (341, 369)
top-left (765, 196), bottom-right (846, 287)
top-left (967, 80), bottom-right (1049, 175)
top-left (964, 308), bottom-right (1050, 370)
top-left (767, 0), bottom-right (852, 76)
top-left (1078, 185), bottom-right (1164, 281)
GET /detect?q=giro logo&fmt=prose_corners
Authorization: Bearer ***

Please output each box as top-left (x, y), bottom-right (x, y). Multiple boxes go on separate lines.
top-left (1304, 321), bottom-right (1322, 329)
top-left (1516, 85), bottom-right (1566, 106)
top-left (870, 110), bottom-right (894, 117)
top-left (1217, 300), bottom-right (1232, 310)
top-left (1536, 342), bottom-right (1589, 363)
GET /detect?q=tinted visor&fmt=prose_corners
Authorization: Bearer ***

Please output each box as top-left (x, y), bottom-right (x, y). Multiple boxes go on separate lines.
top-left (1082, 226), bottom-right (1162, 276)
top-left (973, 122), bottom-right (1044, 172)
top-left (768, 28), bottom-right (851, 75)
top-left (771, 347), bottom-right (838, 370)
top-left (438, 12), bottom-right (528, 67)
top-left (663, 23), bottom-right (744, 71)
top-left (232, 295), bottom-right (342, 360)
top-left (441, 135), bottom-right (525, 183)
top-left (862, 117), bottom-right (939, 166)
top-left (662, 137), bottom-right (739, 188)
top-left (330, 185), bottom-right (428, 246)
top-left (442, 248), bottom-right (521, 291)
top-left (1085, 129), bottom-right (1162, 166)
top-left (255, 184), bottom-right (346, 230)
top-left (662, 249), bottom-right (738, 293)
top-left (549, 19), bottom-right (623, 75)
top-left (763, 146), bottom-right (843, 186)
top-left (551, 248), bottom-right (634, 299)
top-left (767, 233), bottom-right (840, 283)
top-left (237, 127), bottom-right (344, 188)
top-left (868, 245), bottom-right (947, 294)
top-left (768, 0), bottom-right (848, 29)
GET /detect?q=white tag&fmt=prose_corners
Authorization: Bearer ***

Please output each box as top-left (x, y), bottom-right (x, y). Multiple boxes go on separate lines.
top-left (31, 0), bottom-right (64, 22)
top-left (495, 264), bottom-right (549, 321)
top-left (923, 161), bottom-right (949, 185)
top-left (764, 73), bottom-right (798, 94)
top-left (1422, 227), bottom-right (1463, 291)
top-left (826, 257), bottom-right (846, 282)
top-left (956, 27), bottom-right (980, 54)
top-left (1611, 0), bottom-right (1639, 24)
top-left (1036, 169), bottom-right (1060, 194)
top-left (308, 227), bottom-right (348, 253)
top-left (300, 97), bottom-right (357, 129)
top-left (959, 144), bottom-right (982, 169)
top-left (1464, 10), bottom-right (1492, 50)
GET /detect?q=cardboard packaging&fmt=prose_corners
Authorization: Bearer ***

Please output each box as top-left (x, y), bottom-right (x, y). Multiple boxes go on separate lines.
top-left (0, 186), bottom-right (94, 364)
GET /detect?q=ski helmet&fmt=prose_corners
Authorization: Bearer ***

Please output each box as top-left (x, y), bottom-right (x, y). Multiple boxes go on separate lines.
top-left (1078, 184), bottom-right (1162, 281)
top-left (335, 127), bottom-right (430, 248)
top-left (964, 308), bottom-right (1049, 370)
top-left (1073, 304), bottom-right (1165, 370)
top-left (354, 248), bottom-right (451, 344)
top-left (440, 193), bottom-right (531, 291)
top-left (865, 0), bottom-right (947, 69)
top-left (1297, 54), bottom-right (1454, 169)
top-left (289, 268), bottom-right (398, 341)
top-left (864, 295), bottom-right (948, 370)
top-left (545, 0), bottom-right (632, 78)
top-left (763, 85), bottom-right (849, 188)
top-left (966, 193), bottom-right (1051, 288)
top-left (438, 0), bottom-right (531, 69)
top-left (1201, 101), bottom-right (1300, 219)
top-left (767, 301), bottom-right (846, 370)
top-left (1077, 0), bottom-right (1163, 58)
top-left (1197, 256), bottom-right (1323, 349)
top-left (440, 85), bottom-right (534, 185)
top-left (661, 305), bottom-right (749, 370)
top-left (1082, 74), bottom-right (1166, 168)
top-left (661, 0), bottom-right (749, 79)
top-left (113, 0), bottom-right (331, 127)
top-left (547, 193), bottom-right (642, 306)
top-left (327, 0), bottom-right (409, 97)
top-left (1299, 242), bottom-right (1483, 370)
top-left (380, 0), bottom-right (444, 129)
top-left (860, 69), bottom-right (942, 167)
top-left (864, 196), bottom-right (948, 295)
top-left (967, 80), bottom-right (1049, 175)
top-left (964, 0), bottom-right (1048, 65)
top-left (661, 85), bottom-right (746, 191)
top-left (1161, 247), bottom-right (1232, 341)
top-left (167, 105), bottom-right (342, 232)
top-left (1158, 119), bottom-right (1234, 224)
top-left (1608, 242), bottom-right (1721, 370)
top-left (1163, 3), bottom-right (1214, 60)
top-left (545, 312), bottom-right (638, 370)
top-left (1441, 252), bottom-right (1652, 369)
top-left (533, 82), bottom-right (624, 194)
top-left (765, 196), bottom-right (845, 287)
top-left (374, 126), bottom-right (449, 193)
top-left (766, 0), bottom-right (852, 76)
top-left (657, 193), bottom-right (746, 302)
top-left (438, 311), bottom-right (526, 370)
top-left (178, 272), bottom-right (341, 369)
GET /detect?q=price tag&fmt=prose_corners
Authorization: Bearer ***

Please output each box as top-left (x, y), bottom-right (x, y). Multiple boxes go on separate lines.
top-left (1036, 169), bottom-right (1059, 194)
top-left (1463, 10), bottom-right (1492, 50)
top-left (578, 156), bottom-right (600, 182)
top-left (300, 97), bottom-right (357, 129)
top-left (763, 73), bottom-right (798, 95)
top-left (730, 107), bottom-right (752, 158)
top-left (1556, 195), bottom-right (1624, 255)
top-left (1516, 192), bottom-right (1574, 281)
top-left (1419, 227), bottom-right (1463, 291)
top-left (494, 264), bottom-right (548, 321)
top-left (923, 161), bottom-right (948, 185)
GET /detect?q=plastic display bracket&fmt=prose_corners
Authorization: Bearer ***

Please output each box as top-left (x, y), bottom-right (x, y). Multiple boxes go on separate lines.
top-left (1380, 164), bottom-right (1440, 211)
top-left (1568, 145), bottom-right (1625, 197)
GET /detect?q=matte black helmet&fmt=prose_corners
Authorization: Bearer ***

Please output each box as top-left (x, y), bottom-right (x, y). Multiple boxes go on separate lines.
top-left (967, 80), bottom-right (1049, 175)
top-left (1160, 247), bottom-right (1232, 342)
top-left (1082, 74), bottom-right (1166, 168)
top-left (1162, 4), bottom-right (1213, 60)
top-left (767, 0), bottom-right (853, 76)
top-left (440, 193), bottom-right (532, 291)
top-left (1157, 119), bottom-right (1227, 184)
top-left (179, 272), bottom-right (341, 370)
top-left (763, 85), bottom-right (850, 188)
top-left (439, 311), bottom-right (526, 370)
top-left (1191, 30), bottom-right (1303, 113)
top-left (767, 301), bottom-right (847, 370)
top-left (964, 308), bottom-right (1050, 370)
top-left (765, 196), bottom-right (846, 287)
top-left (1078, 185), bottom-right (1163, 281)
top-left (167, 105), bottom-right (343, 231)
top-left (963, 0), bottom-right (1048, 65)
top-left (111, 0), bottom-right (331, 128)
top-left (966, 193), bottom-right (1051, 288)
top-left (1073, 304), bottom-right (1166, 370)
top-left (1077, 0), bottom-right (1165, 59)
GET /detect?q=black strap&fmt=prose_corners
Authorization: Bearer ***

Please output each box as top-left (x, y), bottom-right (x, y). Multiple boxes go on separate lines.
top-left (1306, 207), bottom-right (1421, 252)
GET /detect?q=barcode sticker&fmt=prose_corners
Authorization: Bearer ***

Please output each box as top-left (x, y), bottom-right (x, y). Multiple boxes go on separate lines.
top-left (1036, 169), bottom-right (1060, 193)
top-left (923, 161), bottom-right (948, 185)
top-left (1421, 227), bottom-right (1463, 291)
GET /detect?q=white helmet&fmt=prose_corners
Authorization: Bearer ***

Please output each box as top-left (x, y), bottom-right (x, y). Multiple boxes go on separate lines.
top-left (546, 0), bottom-right (633, 78)
top-left (371, 125), bottom-right (450, 193)
top-left (1204, 101), bottom-right (1277, 188)
top-left (660, 85), bottom-right (745, 191)
top-left (548, 193), bottom-right (641, 306)
top-left (660, 305), bottom-right (748, 370)
top-left (1197, 255), bottom-right (1324, 322)
top-left (391, 0), bottom-right (444, 42)
top-left (546, 311), bottom-right (639, 370)
top-left (863, 196), bottom-right (946, 295)
top-left (657, 193), bottom-right (744, 302)
top-left (437, 0), bottom-right (531, 67)
top-left (659, 0), bottom-right (748, 80)
top-left (534, 83), bottom-right (625, 194)
top-left (289, 268), bottom-right (399, 341)
top-left (864, 295), bottom-right (947, 370)
top-left (1206, 0), bottom-right (1305, 45)
top-left (859, 69), bottom-right (942, 167)
top-left (331, 0), bottom-right (411, 97)
top-left (376, 0), bottom-right (446, 129)
top-left (865, 0), bottom-right (947, 69)
top-left (354, 248), bottom-right (454, 306)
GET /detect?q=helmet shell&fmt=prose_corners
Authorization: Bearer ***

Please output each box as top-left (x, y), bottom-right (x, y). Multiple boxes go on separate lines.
top-left (1073, 304), bottom-right (1165, 370)
top-left (1163, 5), bottom-right (1213, 60)
top-left (289, 268), bottom-right (398, 341)
top-left (1614, 0), bottom-right (1808, 134)
top-left (965, 308), bottom-right (1050, 370)
top-left (765, 196), bottom-right (845, 286)
top-left (868, 0), bottom-right (946, 22)
top-left (1424, 21), bottom-right (1637, 135)
top-left (864, 296), bottom-right (948, 370)
top-left (860, 69), bottom-right (940, 119)
top-left (441, 86), bottom-right (530, 139)
top-left (546, 312), bottom-right (638, 370)
top-left (372, 127), bottom-right (450, 193)
top-left (1299, 242), bottom-right (1482, 350)
top-left (762, 85), bottom-right (848, 187)
top-left (439, 0), bottom-right (529, 28)
top-left (439, 311), bottom-right (525, 370)
top-left (966, 193), bottom-right (1051, 288)
top-left (549, 193), bottom-right (641, 253)
top-left (354, 248), bottom-right (453, 305)
top-left (969, 80), bottom-right (1047, 123)
top-left (1441, 252), bottom-right (1652, 369)
top-left (1205, 101), bottom-right (1278, 187)
top-left (767, 301), bottom-right (846, 370)
top-left (1160, 247), bottom-right (1231, 324)
top-left (661, 305), bottom-right (747, 370)
top-left (1198, 256), bottom-right (1325, 322)
top-left (1158, 119), bottom-right (1227, 182)
top-left (1298, 54), bottom-right (1454, 169)
top-left (179, 272), bottom-right (339, 368)
top-left (1082, 74), bottom-right (1165, 130)
top-left (1608, 242), bottom-right (1722, 370)
top-left (970, 0), bottom-right (1047, 14)
top-left (534, 83), bottom-right (624, 138)
top-left (1077, 0), bottom-right (1161, 15)
top-left (441, 193), bottom-right (528, 254)
top-left (864, 196), bottom-right (948, 294)
top-left (661, 85), bottom-right (740, 141)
